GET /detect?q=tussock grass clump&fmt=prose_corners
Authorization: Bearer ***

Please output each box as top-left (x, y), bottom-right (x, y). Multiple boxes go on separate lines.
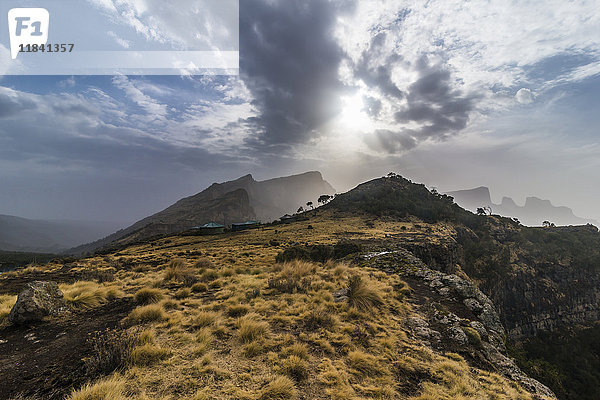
top-left (68, 376), bottom-right (127, 400)
top-left (60, 281), bottom-right (123, 310)
top-left (304, 309), bottom-right (336, 331)
top-left (193, 257), bottom-right (214, 270)
top-left (281, 343), bottom-right (309, 360)
top-left (129, 343), bottom-right (170, 366)
top-left (174, 287), bottom-right (191, 299)
top-left (277, 260), bottom-right (317, 278)
top-left (199, 269), bottom-right (219, 282)
top-left (281, 355), bottom-right (310, 381)
top-left (462, 327), bottom-right (482, 346)
top-left (259, 376), bottom-right (298, 400)
top-left (226, 304), bottom-right (250, 318)
top-left (163, 258), bottom-right (195, 284)
top-left (268, 260), bottom-right (316, 294)
top-left (134, 288), bottom-right (164, 305)
top-left (191, 282), bottom-right (208, 293)
top-left (0, 294), bottom-right (17, 321)
top-left (242, 341), bottom-right (264, 358)
top-left (238, 314), bottom-right (270, 343)
top-left (347, 350), bottom-right (388, 377)
top-left (189, 311), bottom-right (220, 329)
top-left (138, 329), bottom-right (156, 345)
top-left (346, 276), bottom-right (384, 311)
top-left (127, 304), bottom-right (167, 324)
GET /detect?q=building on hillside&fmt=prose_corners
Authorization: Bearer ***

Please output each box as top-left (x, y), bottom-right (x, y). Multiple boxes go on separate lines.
top-left (231, 220), bottom-right (260, 232)
top-left (279, 214), bottom-right (296, 223)
top-left (191, 222), bottom-right (225, 235)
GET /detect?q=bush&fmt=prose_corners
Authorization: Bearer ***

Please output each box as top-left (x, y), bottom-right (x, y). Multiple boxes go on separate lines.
top-left (258, 376), bottom-right (298, 400)
top-left (134, 288), bottom-right (164, 305)
top-left (84, 330), bottom-right (136, 378)
top-left (346, 276), bottom-right (384, 311)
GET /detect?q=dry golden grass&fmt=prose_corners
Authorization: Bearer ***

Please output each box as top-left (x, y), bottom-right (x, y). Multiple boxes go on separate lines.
top-left (16, 212), bottom-right (549, 400)
top-left (258, 376), bottom-right (298, 400)
top-left (129, 344), bottom-right (170, 366)
top-left (238, 314), bottom-right (270, 343)
top-left (346, 276), bottom-right (384, 311)
top-left (127, 304), bottom-right (167, 324)
top-left (163, 258), bottom-right (194, 282)
top-left (67, 376), bottom-right (127, 400)
top-left (0, 294), bottom-right (17, 321)
top-left (134, 288), bottom-right (164, 305)
top-left (60, 281), bottom-right (123, 310)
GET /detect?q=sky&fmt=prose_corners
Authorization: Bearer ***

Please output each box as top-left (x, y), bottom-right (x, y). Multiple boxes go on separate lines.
top-left (0, 0), bottom-right (599, 226)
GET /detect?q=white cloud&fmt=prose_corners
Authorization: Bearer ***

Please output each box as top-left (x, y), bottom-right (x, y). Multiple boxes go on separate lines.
top-left (515, 88), bottom-right (534, 104)
top-left (107, 31), bottom-right (131, 48)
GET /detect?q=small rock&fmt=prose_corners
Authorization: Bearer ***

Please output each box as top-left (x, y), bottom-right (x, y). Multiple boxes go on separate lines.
top-left (448, 326), bottom-right (468, 345)
top-left (333, 288), bottom-right (349, 303)
top-left (464, 298), bottom-right (483, 314)
top-left (8, 281), bottom-right (68, 325)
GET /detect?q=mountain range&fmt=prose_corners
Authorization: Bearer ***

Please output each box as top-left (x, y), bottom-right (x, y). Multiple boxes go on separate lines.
top-left (70, 171), bottom-right (334, 255)
top-left (447, 186), bottom-right (597, 226)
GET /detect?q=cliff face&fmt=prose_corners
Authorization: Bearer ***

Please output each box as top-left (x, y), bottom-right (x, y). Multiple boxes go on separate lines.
top-left (362, 249), bottom-right (556, 398)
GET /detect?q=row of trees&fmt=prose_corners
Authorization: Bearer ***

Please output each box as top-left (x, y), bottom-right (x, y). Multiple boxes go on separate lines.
top-left (297, 194), bottom-right (335, 213)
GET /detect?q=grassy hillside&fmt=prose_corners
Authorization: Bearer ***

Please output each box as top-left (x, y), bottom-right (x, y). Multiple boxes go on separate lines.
top-left (0, 212), bottom-right (548, 400)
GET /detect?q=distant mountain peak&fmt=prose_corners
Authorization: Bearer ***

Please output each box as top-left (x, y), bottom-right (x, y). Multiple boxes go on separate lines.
top-left (447, 187), bottom-right (596, 226)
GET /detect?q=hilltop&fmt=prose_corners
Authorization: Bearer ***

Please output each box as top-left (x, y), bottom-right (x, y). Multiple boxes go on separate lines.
top-left (1, 173), bottom-right (599, 399)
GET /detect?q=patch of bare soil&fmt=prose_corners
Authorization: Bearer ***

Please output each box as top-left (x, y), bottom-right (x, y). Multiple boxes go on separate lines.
top-left (0, 298), bottom-right (134, 400)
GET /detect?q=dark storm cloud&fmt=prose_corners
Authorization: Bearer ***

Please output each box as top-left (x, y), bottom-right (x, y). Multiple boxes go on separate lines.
top-left (240, 0), bottom-right (354, 147)
top-left (394, 59), bottom-right (476, 140)
top-left (354, 32), bottom-right (405, 100)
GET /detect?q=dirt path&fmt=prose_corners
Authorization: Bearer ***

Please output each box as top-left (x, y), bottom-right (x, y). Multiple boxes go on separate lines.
top-left (0, 298), bottom-right (134, 400)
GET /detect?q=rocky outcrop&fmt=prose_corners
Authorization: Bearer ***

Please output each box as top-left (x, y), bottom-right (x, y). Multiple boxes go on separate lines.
top-left (8, 281), bottom-right (68, 325)
top-left (362, 250), bottom-right (556, 399)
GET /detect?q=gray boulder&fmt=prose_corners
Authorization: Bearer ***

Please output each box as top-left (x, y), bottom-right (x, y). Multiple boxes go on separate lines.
top-left (8, 281), bottom-right (68, 325)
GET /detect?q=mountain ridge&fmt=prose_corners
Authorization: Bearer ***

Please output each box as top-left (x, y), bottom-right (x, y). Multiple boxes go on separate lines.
top-left (446, 186), bottom-right (597, 226)
top-left (70, 171), bottom-right (334, 255)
